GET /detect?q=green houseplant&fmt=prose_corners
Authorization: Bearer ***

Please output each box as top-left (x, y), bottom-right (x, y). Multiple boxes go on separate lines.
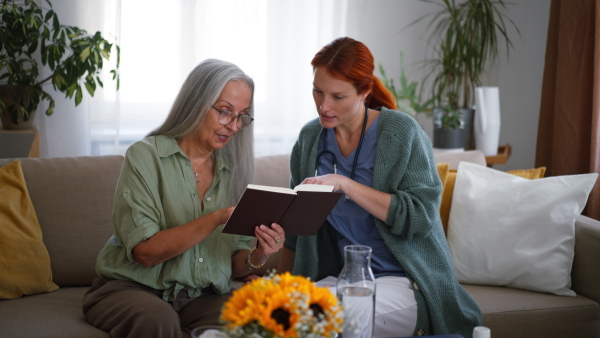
top-left (0, 0), bottom-right (120, 129)
top-left (378, 52), bottom-right (435, 119)
top-left (416, 0), bottom-right (519, 148)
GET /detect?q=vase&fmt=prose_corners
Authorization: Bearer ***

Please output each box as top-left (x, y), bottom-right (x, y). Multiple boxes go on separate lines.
top-left (0, 85), bottom-right (37, 130)
top-left (474, 87), bottom-right (501, 156)
top-left (336, 245), bottom-right (376, 338)
top-left (432, 107), bottom-right (473, 150)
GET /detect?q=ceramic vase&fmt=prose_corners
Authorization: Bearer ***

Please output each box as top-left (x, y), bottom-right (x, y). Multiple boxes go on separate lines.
top-left (474, 87), bottom-right (501, 156)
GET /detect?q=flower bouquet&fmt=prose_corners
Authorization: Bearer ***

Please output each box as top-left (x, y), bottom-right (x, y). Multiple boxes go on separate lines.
top-left (220, 272), bottom-right (343, 338)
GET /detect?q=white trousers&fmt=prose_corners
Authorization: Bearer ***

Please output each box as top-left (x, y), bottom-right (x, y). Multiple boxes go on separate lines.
top-left (316, 276), bottom-right (417, 338)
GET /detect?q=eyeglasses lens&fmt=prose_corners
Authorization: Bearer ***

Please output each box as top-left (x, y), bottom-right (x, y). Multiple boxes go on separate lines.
top-left (218, 110), bottom-right (253, 128)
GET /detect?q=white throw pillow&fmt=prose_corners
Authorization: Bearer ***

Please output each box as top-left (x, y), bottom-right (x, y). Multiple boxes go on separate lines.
top-left (447, 162), bottom-right (598, 296)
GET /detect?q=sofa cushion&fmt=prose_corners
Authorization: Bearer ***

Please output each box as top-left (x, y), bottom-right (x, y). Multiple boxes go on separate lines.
top-left (448, 162), bottom-right (598, 296)
top-left (0, 287), bottom-right (109, 337)
top-left (0, 156), bottom-right (124, 287)
top-left (463, 284), bottom-right (600, 338)
top-left (254, 154), bottom-right (291, 188)
top-left (0, 161), bottom-right (59, 299)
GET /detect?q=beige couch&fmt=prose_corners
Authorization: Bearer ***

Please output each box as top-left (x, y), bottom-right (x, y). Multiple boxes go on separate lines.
top-left (0, 153), bottom-right (599, 338)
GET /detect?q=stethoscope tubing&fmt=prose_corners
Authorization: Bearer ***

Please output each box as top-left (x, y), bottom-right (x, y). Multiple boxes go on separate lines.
top-left (314, 103), bottom-right (369, 180)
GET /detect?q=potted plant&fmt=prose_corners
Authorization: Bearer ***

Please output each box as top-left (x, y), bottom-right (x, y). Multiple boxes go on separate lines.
top-left (378, 52), bottom-right (435, 119)
top-left (0, 0), bottom-right (120, 130)
top-left (416, 0), bottom-right (519, 149)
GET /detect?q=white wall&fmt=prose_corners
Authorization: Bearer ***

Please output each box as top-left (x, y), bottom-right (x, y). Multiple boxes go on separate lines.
top-left (33, 0), bottom-right (105, 158)
top-left (347, 0), bottom-right (551, 171)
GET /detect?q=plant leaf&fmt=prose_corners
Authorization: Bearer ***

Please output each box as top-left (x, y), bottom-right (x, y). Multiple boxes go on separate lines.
top-left (75, 86), bottom-right (82, 105)
top-left (80, 46), bottom-right (90, 61)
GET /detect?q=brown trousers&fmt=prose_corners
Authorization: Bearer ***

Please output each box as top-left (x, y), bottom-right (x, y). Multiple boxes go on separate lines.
top-left (82, 277), bottom-right (231, 338)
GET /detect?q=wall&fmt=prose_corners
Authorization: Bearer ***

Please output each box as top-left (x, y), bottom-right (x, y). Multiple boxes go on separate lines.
top-left (32, 0), bottom-right (106, 158)
top-left (347, 0), bottom-right (551, 171)
top-left (33, 0), bottom-right (551, 169)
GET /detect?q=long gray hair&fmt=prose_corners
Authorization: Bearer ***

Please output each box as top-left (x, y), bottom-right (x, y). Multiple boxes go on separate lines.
top-left (148, 59), bottom-right (254, 204)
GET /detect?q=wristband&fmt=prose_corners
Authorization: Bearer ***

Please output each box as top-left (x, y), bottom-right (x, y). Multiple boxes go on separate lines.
top-left (245, 248), bottom-right (265, 270)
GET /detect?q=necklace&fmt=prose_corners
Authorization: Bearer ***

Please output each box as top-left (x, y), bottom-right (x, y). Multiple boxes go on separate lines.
top-left (194, 154), bottom-right (213, 184)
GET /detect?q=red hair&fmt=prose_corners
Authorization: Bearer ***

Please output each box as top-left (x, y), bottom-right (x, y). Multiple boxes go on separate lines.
top-left (311, 37), bottom-right (396, 110)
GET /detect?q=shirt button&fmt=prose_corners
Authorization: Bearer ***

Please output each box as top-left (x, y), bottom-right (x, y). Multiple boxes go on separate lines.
top-left (413, 282), bottom-right (420, 291)
top-left (198, 257), bottom-right (204, 263)
top-left (206, 197), bottom-right (212, 201)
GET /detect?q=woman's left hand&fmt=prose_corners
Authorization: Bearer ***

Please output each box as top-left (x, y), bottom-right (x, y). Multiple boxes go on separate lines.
top-left (253, 223), bottom-right (285, 263)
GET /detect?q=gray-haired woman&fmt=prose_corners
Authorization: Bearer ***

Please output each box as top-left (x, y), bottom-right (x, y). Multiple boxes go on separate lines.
top-left (82, 59), bottom-right (285, 338)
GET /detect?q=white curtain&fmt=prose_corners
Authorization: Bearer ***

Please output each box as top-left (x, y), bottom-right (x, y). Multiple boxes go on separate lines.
top-left (87, 0), bottom-right (347, 156)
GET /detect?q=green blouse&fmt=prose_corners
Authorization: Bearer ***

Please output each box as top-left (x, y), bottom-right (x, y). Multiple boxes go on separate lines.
top-left (96, 135), bottom-right (252, 301)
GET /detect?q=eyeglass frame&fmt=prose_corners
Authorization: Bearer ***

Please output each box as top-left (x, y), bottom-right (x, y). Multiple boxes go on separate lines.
top-left (210, 105), bottom-right (254, 128)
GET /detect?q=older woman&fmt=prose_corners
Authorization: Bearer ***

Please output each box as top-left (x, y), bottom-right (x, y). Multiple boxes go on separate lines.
top-left (83, 59), bottom-right (285, 338)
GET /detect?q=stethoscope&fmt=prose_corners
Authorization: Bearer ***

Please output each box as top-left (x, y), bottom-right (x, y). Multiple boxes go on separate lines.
top-left (315, 103), bottom-right (369, 181)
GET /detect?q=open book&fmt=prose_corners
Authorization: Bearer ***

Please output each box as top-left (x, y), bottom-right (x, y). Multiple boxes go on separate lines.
top-left (223, 184), bottom-right (343, 236)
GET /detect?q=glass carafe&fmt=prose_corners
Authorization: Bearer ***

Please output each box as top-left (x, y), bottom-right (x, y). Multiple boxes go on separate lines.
top-left (336, 245), bottom-right (376, 338)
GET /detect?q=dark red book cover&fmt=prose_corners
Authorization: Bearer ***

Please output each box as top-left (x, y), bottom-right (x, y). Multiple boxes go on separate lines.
top-left (223, 185), bottom-right (342, 236)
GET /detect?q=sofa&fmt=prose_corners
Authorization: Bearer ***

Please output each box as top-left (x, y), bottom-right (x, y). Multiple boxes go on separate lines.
top-left (0, 153), bottom-right (598, 338)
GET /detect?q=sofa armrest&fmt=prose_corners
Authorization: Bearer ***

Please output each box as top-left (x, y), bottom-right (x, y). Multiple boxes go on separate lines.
top-left (434, 150), bottom-right (487, 169)
top-left (571, 215), bottom-right (600, 304)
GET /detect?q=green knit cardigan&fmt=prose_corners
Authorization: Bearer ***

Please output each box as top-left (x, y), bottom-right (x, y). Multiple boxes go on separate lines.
top-left (285, 108), bottom-right (482, 337)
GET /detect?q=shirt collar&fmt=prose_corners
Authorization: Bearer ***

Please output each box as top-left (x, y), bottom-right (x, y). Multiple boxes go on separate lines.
top-left (155, 135), bottom-right (182, 157)
top-left (213, 150), bottom-right (230, 173)
top-left (154, 135), bottom-right (231, 173)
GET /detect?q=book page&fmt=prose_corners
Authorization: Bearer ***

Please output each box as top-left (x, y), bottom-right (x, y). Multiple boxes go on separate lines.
top-left (293, 184), bottom-right (334, 192)
top-left (246, 184), bottom-right (296, 194)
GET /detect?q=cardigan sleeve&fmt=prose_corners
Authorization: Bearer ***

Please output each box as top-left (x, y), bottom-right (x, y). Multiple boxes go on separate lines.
top-left (375, 111), bottom-right (443, 240)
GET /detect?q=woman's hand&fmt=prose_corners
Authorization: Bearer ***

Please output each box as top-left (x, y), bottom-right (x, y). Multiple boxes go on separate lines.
top-left (304, 174), bottom-right (392, 222)
top-left (231, 223), bottom-right (286, 279)
top-left (251, 223), bottom-right (285, 266)
top-left (302, 174), bottom-right (349, 192)
top-left (240, 274), bottom-right (262, 283)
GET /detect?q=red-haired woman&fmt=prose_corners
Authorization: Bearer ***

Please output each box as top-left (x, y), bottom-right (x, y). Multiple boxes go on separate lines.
top-left (278, 37), bottom-right (482, 337)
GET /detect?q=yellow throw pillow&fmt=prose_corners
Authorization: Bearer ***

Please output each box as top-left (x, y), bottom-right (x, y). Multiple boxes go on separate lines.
top-left (0, 161), bottom-right (59, 299)
top-left (505, 167), bottom-right (547, 179)
top-left (438, 165), bottom-right (547, 236)
top-left (436, 163), bottom-right (450, 189)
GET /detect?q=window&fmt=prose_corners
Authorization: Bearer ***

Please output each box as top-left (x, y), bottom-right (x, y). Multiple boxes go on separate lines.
top-left (88, 0), bottom-right (347, 156)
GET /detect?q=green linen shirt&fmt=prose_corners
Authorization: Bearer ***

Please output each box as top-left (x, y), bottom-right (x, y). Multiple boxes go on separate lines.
top-left (96, 135), bottom-right (252, 302)
top-left (285, 108), bottom-right (482, 337)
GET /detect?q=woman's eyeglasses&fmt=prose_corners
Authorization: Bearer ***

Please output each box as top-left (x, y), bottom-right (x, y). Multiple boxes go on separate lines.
top-left (211, 105), bottom-right (254, 128)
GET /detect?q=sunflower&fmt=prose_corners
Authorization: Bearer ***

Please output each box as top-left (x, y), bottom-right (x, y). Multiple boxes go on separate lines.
top-left (220, 272), bottom-right (343, 338)
top-left (305, 286), bottom-right (344, 334)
